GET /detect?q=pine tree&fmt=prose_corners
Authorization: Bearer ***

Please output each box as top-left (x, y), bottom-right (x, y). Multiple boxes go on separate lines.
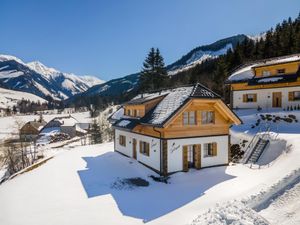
top-left (139, 47), bottom-right (168, 92)
top-left (90, 119), bottom-right (102, 144)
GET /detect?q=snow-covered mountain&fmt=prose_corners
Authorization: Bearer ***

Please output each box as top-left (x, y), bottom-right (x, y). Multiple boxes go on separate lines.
top-left (0, 55), bottom-right (104, 101)
top-left (76, 35), bottom-right (248, 100)
top-left (167, 34), bottom-right (247, 75)
top-left (0, 87), bottom-right (47, 109)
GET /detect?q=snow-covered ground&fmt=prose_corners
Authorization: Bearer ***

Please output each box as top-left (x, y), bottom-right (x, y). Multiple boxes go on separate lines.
top-left (0, 87), bottom-right (47, 109)
top-left (0, 109), bottom-right (299, 225)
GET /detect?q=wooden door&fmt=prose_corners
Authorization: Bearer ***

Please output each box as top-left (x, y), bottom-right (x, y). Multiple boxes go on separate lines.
top-left (182, 145), bottom-right (188, 172)
top-left (132, 138), bottom-right (137, 159)
top-left (193, 144), bottom-right (201, 169)
top-left (272, 92), bottom-right (282, 108)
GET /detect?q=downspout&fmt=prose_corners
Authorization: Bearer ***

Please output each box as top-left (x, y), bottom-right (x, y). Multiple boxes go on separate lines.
top-left (153, 126), bottom-right (163, 176)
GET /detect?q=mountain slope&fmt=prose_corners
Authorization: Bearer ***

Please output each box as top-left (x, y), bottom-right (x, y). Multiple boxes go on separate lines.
top-left (0, 55), bottom-right (104, 101)
top-left (167, 34), bottom-right (247, 75)
top-left (0, 87), bottom-right (47, 109)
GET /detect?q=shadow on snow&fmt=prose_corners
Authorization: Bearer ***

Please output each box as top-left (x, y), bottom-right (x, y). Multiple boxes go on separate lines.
top-left (77, 152), bottom-right (235, 222)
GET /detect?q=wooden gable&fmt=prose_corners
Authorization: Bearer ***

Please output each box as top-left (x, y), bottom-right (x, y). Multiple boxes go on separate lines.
top-left (133, 98), bottom-right (241, 139)
top-left (124, 95), bottom-right (165, 118)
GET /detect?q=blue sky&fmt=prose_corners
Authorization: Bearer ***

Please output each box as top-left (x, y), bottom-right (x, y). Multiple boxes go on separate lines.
top-left (0, 0), bottom-right (299, 80)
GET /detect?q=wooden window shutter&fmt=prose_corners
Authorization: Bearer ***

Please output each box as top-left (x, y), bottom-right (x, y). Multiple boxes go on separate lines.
top-left (288, 92), bottom-right (294, 101)
top-left (243, 94), bottom-right (247, 103)
top-left (146, 143), bottom-right (150, 156)
top-left (182, 146), bottom-right (188, 172)
top-left (253, 94), bottom-right (257, 102)
top-left (212, 142), bottom-right (217, 156)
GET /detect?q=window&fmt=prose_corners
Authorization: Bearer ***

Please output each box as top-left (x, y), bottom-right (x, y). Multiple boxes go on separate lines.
top-left (243, 94), bottom-right (257, 103)
top-left (204, 143), bottom-right (217, 157)
top-left (183, 111), bottom-right (196, 125)
top-left (119, 135), bottom-right (126, 147)
top-left (290, 91), bottom-right (300, 101)
top-left (295, 91), bottom-right (300, 100)
top-left (277, 69), bottom-right (286, 75)
top-left (262, 70), bottom-right (271, 77)
top-left (140, 141), bottom-right (150, 156)
top-left (201, 111), bottom-right (215, 124)
top-left (127, 109), bottom-right (131, 116)
top-left (133, 109), bottom-right (137, 117)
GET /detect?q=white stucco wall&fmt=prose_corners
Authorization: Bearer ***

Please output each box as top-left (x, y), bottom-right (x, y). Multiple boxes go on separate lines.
top-left (232, 86), bottom-right (300, 109)
top-left (167, 135), bottom-right (229, 173)
top-left (114, 129), bottom-right (161, 171)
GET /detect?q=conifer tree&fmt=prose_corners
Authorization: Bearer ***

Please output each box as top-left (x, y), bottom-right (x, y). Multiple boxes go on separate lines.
top-left (139, 47), bottom-right (168, 92)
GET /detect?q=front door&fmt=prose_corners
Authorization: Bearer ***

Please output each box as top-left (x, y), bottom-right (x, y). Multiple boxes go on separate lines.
top-left (132, 138), bottom-right (137, 159)
top-left (183, 144), bottom-right (201, 172)
top-left (272, 92), bottom-right (282, 108)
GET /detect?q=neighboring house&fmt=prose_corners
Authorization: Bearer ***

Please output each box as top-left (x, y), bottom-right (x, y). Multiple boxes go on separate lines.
top-left (226, 53), bottom-right (300, 109)
top-left (20, 120), bottom-right (47, 141)
top-left (110, 83), bottom-right (241, 176)
top-left (42, 116), bottom-right (86, 137)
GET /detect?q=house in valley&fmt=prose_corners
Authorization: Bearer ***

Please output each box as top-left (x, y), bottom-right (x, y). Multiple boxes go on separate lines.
top-left (110, 83), bottom-right (241, 176)
top-left (226, 54), bottom-right (300, 109)
top-left (41, 115), bottom-right (87, 138)
top-left (20, 120), bottom-right (47, 141)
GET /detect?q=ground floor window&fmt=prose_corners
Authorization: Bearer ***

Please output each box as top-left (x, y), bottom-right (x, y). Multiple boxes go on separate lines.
top-left (203, 142), bottom-right (217, 157)
top-left (294, 91), bottom-right (300, 100)
top-left (243, 93), bottom-right (257, 102)
top-left (119, 135), bottom-right (126, 146)
top-left (139, 141), bottom-right (150, 156)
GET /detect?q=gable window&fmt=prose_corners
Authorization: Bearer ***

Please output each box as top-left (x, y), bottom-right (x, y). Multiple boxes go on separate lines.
top-left (119, 135), bottom-right (126, 147)
top-left (203, 143), bottom-right (217, 157)
top-left (183, 111), bottom-right (196, 125)
top-left (139, 141), bottom-right (150, 156)
top-left (262, 70), bottom-right (270, 77)
top-left (277, 69), bottom-right (286, 75)
top-left (243, 94), bottom-right (257, 103)
top-left (201, 111), bottom-right (215, 124)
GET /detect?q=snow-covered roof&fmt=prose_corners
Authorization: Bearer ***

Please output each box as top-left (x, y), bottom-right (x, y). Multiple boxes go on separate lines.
top-left (141, 86), bottom-right (193, 125)
top-left (53, 116), bottom-right (78, 127)
top-left (227, 54), bottom-right (300, 83)
top-left (227, 64), bottom-right (255, 82)
top-left (112, 83), bottom-right (221, 128)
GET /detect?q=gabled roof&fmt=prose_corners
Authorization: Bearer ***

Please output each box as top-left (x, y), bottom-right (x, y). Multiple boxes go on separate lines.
top-left (111, 83), bottom-right (237, 130)
top-left (226, 53), bottom-right (300, 83)
top-left (23, 120), bottom-right (46, 131)
top-left (126, 94), bottom-right (167, 105)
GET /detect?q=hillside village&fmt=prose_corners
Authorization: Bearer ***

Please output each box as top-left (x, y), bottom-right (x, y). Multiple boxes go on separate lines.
top-left (0, 9), bottom-right (300, 225)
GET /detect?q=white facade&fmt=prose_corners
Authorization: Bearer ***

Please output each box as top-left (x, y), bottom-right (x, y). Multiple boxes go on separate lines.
top-left (115, 129), bottom-right (161, 171)
top-left (167, 135), bottom-right (229, 173)
top-left (232, 86), bottom-right (300, 109)
top-left (115, 129), bottom-right (229, 174)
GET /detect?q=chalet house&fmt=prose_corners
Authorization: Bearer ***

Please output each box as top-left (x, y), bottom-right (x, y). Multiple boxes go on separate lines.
top-left (42, 116), bottom-right (86, 137)
top-left (111, 83), bottom-right (241, 176)
top-left (226, 54), bottom-right (300, 109)
top-left (20, 120), bottom-right (47, 141)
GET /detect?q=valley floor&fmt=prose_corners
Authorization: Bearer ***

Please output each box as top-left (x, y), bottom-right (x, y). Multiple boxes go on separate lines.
top-left (0, 109), bottom-right (299, 225)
